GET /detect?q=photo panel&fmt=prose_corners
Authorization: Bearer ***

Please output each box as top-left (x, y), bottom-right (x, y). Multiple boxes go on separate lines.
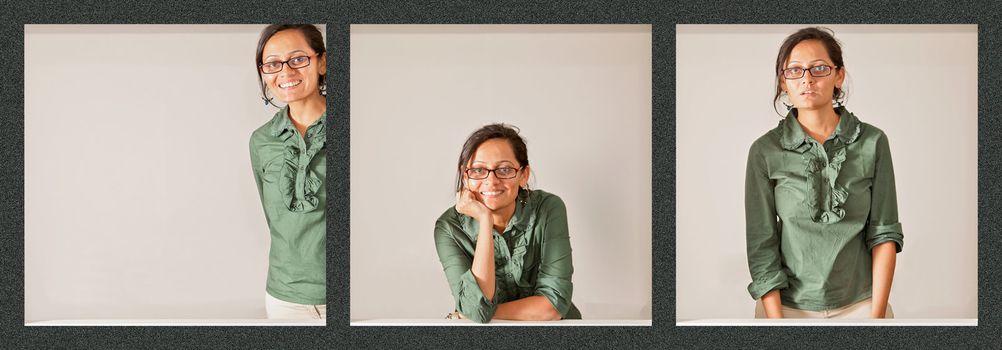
top-left (675, 24), bottom-right (977, 325)
top-left (349, 24), bottom-right (653, 325)
top-left (24, 24), bottom-right (329, 326)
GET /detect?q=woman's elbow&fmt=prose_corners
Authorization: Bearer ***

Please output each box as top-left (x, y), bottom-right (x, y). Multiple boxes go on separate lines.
top-left (543, 309), bottom-right (561, 321)
top-left (534, 304), bottom-right (561, 321)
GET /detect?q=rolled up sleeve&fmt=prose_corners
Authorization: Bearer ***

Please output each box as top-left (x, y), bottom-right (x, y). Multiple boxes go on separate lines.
top-left (865, 133), bottom-right (904, 252)
top-left (745, 142), bottom-right (789, 300)
top-left (533, 195), bottom-right (574, 318)
top-left (434, 214), bottom-right (498, 323)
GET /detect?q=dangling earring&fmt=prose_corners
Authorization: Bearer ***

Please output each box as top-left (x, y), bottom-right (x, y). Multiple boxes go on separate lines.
top-left (319, 75), bottom-right (327, 96)
top-left (780, 92), bottom-right (793, 111)
top-left (262, 86), bottom-right (274, 106)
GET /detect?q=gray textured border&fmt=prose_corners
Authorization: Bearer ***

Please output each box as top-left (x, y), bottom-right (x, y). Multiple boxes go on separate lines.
top-left (3, 0), bottom-right (1000, 348)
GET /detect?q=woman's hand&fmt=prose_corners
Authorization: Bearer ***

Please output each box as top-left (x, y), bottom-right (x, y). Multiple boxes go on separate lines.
top-left (456, 189), bottom-right (491, 221)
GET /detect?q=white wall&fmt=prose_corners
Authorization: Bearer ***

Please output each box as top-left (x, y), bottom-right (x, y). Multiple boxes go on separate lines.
top-left (675, 24), bottom-right (978, 320)
top-left (350, 24), bottom-right (652, 321)
top-left (24, 24), bottom-right (325, 322)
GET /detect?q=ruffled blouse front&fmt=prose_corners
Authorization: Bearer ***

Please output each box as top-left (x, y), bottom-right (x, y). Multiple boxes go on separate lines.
top-left (269, 116), bottom-right (325, 213)
top-left (745, 107), bottom-right (904, 311)
top-left (779, 108), bottom-right (862, 224)
top-left (249, 106), bottom-right (327, 305)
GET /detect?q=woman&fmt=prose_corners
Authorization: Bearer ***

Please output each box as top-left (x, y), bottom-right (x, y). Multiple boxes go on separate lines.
top-left (249, 24), bottom-right (327, 319)
top-left (434, 124), bottom-right (582, 323)
top-left (745, 27), bottom-right (904, 319)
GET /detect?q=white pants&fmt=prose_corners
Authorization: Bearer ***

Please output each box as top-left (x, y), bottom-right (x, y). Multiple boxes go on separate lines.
top-left (754, 297), bottom-right (894, 319)
top-left (265, 292), bottom-right (327, 319)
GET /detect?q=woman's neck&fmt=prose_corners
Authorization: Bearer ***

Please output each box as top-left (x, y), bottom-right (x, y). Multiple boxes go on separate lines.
top-left (286, 94), bottom-right (326, 134)
top-left (796, 105), bottom-right (840, 143)
top-left (490, 205), bottom-right (517, 234)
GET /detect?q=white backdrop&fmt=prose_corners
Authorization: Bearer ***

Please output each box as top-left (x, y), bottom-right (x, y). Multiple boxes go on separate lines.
top-left (350, 25), bottom-right (652, 321)
top-left (675, 24), bottom-right (978, 320)
top-left (24, 24), bottom-right (325, 322)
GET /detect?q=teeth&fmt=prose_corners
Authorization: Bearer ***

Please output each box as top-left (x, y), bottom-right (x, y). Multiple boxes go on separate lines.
top-left (481, 191), bottom-right (501, 196)
top-left (279, 80), bottom-right (302, 88)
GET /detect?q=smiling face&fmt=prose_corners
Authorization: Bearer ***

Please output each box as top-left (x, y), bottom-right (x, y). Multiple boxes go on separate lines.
top-left (463, 138), bottom-right (530, 213)
top-left (780, 39), bottom-right (845, 112)
top-left (260, 29), bottom-right (326, 104)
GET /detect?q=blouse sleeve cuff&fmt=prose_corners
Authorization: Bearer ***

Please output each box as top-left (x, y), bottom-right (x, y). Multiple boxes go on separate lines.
top-left (866, 223), bottom-right (904, 252)
top-left (456, 269), bottom-right (497, 323)
top-left (747, 270), bottom-right (789, 300)
top-left (534, 276), bottom-right (573, 318)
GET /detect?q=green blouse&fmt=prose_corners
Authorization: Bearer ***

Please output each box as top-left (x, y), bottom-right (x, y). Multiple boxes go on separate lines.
top-left (434, 189), bottom-right (582, 323)
top-left (249, 106), bottom-right (326, 305)
top-left (745, 107), bottom-right (904, 311)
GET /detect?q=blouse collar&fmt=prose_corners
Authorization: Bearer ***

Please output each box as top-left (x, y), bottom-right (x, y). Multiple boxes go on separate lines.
top-left (780, 106), bottom-right (862, 151)
top-left (268, 105), bottom-right (327, 138)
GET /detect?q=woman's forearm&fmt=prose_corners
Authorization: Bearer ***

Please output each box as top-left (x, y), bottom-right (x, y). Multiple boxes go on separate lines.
top-left (470, 217), bottom-right (496, 300)
top-left (492, 296), bottom-right (560, 321)
top-left (761, 289), bottom-right (784, 318)
top-left (871, 241), bottom-right (897, 318)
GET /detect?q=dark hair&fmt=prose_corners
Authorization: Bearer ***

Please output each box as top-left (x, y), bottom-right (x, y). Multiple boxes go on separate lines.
top-left (255, 24), bottom-right (326, 107)
top-left (772, 26), bottom-right (846, 115)
top-left (455, 123), bottom-right (529, 192)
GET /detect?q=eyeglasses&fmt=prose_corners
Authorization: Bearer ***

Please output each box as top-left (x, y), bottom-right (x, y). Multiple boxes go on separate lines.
top-left (465, 166), bottom-right (522, 180)
top-left (259, 53), bottom-right (320, 74)
top-left (782, 65), bottom-right (837, 79)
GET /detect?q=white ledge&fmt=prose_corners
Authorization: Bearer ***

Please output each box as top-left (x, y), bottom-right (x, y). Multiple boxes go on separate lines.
top-left (351, 319), bottom-right (651, 326)
top-left (25, 319), bottom-right (325, 326)
top-left (676, 318), bottom-right (977, 327)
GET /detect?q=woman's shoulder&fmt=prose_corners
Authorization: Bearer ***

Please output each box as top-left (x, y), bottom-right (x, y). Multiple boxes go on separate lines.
top-left (834, 108), bottom-right (887, 147)
top-left (525, 189), bottom-right (567, 214)
top-left (434, 205), bottom-right (478, 241)
top-left (748, 120), bottom-right (786, 154)
top-left (435, 205), bottom-right (467, 233)
top-left (249, 107), bottom-right (289, 146)
top-left (858, 121), bottom-right (889, 142)
top-left (521, 190), bottom-right (569, 234)
top-left (527, 188), bottom-right (560, 202)
top-left (249, 121), bottom-right (273, 146)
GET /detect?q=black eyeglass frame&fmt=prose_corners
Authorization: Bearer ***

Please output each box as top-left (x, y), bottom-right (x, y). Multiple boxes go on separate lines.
top-left (259, 53), bottom-right (322, 74)
top-left (464, 166), bottom-right (524, 180)
top-left (781, 64), bottom-right (838, 79)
